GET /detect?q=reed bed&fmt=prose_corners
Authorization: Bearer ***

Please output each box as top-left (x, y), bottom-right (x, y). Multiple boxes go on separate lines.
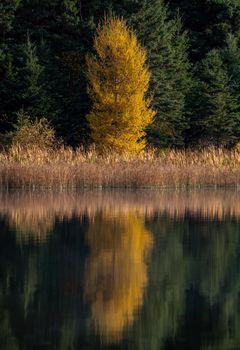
top-left (0, 145), bottom-right (240, 189)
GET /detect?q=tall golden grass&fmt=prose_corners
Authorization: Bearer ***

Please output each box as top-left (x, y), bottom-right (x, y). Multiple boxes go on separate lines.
top-left (0, 145), bottom-right (240, 188)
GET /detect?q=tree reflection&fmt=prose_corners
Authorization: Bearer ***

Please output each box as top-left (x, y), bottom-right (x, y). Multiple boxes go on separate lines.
top-left (84, 212), bottom-right (153, 344)
top-left (1, 192), bottom-right (240, 349)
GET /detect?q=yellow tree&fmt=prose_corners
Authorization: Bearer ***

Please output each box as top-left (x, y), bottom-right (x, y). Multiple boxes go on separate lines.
top-left (86, 17), bottom-right (155, 154)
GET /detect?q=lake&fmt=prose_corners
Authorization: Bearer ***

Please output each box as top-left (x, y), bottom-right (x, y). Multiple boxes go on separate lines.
top-left (0, 190), bottom-right (240, 349)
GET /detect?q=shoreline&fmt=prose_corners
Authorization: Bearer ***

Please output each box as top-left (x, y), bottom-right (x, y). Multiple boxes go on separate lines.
top-left (0, 147), bottom-right (240, 190)
top-left (0, 184), bottom-right (240, 191)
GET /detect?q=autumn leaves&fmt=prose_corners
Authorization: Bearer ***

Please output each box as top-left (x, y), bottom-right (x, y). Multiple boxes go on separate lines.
top-left (86, 17), bottom-right (155, 154)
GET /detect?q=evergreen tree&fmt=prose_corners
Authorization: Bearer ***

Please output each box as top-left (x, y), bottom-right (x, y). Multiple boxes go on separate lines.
top-left (6, 0), bottom-right (88, 144)
top-left (221, 36), bottom-right (240, 144)
top-left (0, 52), bottom-right (19, 136)
top-left (222, 34), bottom-right (240, 95)
top-left (169, 0), bottom-right (240, 61)
top-left (18, 35), bottom-right (54, 119)
top-left (63, 0), bottom-right (80, 26)
top-left (188, 50), bottom-right (240, 147)
top-left (0, 0), bottom-right (20, 34)
top-left (86, 17), bottom-right (155, 154)
top-left (130, 0), bottom-right (191, 148)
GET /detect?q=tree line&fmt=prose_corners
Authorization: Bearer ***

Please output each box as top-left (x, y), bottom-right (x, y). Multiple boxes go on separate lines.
top-left (1, 0), bottom-right (240, 149)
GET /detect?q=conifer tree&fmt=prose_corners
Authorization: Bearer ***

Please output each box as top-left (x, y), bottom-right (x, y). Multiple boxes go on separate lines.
top-left (0, 0), bottom-right (20, 34)
top-left (19, 35), bottom-right (53, 119)
top-left (169, 0), bottom-right (240, 61)
top-left (189, 50), bottom-right (240, 147)
top-left (86, 17), bottom-right (155, 154)
top-left (129, 0), bottom-right (191, 148)
top-left (222, 34), bottom-right (240, 95)
top-left (0, 53), bottom-right (19, 135)
top-left (63, 0), bottom-right (80, 26)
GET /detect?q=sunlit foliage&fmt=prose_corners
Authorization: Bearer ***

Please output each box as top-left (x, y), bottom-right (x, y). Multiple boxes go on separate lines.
top-left (86, 17), bottom-right (155, 154)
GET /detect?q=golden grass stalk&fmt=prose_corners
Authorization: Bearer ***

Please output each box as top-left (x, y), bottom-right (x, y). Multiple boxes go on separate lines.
top-left (0, 145), bottom-right (240, 189)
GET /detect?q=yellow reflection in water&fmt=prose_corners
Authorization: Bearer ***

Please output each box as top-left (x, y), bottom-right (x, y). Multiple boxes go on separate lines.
top-left (84, 212), bottom-right (153, 344)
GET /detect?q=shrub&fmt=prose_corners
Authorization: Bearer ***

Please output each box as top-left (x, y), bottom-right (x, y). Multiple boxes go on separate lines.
top-left (12, 112), bottom-right (57, 150)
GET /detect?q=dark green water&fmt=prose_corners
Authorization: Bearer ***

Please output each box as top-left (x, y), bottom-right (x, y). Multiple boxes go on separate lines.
top-left (0, 190), bottom-right (240, 350)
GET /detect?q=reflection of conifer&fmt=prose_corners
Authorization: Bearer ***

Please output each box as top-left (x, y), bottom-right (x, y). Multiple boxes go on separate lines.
top-left (131, 217), bottom-right (188, 350)
top-left (84, 212), bottom-right (153, 344)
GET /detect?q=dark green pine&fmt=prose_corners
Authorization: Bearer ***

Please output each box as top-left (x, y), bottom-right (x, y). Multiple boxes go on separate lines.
top-left (169, 0), bottom-right (240, 61)
top-left (18, 36), bottom-right (48, 117)
top-left (0, 0), bottom-right (21, 34)
top-left (188, 49), bottom-right (240, 147)
top-left (129, 0), bottom-right (191, 148)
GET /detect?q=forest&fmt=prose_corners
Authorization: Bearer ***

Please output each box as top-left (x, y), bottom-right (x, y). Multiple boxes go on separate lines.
top-left (1, 0), bottom-right (240, 150)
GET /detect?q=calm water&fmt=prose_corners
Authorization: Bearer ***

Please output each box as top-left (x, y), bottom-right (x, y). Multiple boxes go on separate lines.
top-left (1, 190), bottom-right (240, 350)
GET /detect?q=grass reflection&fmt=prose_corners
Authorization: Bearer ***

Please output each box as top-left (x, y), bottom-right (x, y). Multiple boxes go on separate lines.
top-left (0, 190), bottom-right (240, 227)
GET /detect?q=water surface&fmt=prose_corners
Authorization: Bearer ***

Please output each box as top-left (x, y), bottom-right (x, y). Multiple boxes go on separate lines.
top-left (0, 190), bottom-right (240, 349)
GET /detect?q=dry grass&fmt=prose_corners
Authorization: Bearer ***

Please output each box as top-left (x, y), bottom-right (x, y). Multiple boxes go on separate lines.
top-left (0, 145), bottom-right (240, 189)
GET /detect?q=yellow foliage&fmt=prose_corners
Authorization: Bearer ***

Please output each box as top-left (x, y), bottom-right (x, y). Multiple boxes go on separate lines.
top-left (84, 212), bottom-right (153, 344)
top-left (86, 17), bottom-right (155, 154)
